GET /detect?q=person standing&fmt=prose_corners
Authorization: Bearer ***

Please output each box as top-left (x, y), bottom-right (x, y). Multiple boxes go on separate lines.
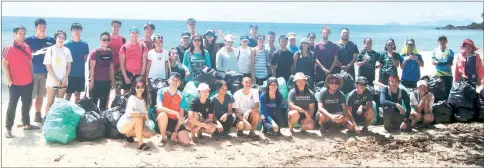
top-left (271, 35), bottom-right (294, 81)
top-left (64, 23), bottom-right (89, 103)
top-left (454, 38), bottom-right (483, 88)
top-left (187, 18), bottom-right (197, 37)
top-left (313, 27), bottom-right (339, 83)
top-left (307, 32), bottom-right (317, 51)
top-left (400, 39), bottom-right (424, 89)
top-left (356, 37), bottom-right (379, 86)
top-left (248, 24), bottom-right (259, 47)
top-left (216, 34), bottom-right (238, 72)
top-left (237, 36), bottom-right (254, 77)
top-left (88, 32), bottom-right (115, 111)
top-left (139, 23), bottom-right (155, 51)
top-left (335, 28), bottom-right (359, 78)
top-left (119, 26), bottom-right (148, 94)
top-left (252, 34), bottom-right (270, 85)
top-left (109, 20), bottom-right (127, 97)
top-left (287, 32), bottom-right (299, 54)
top-left (203, 30), bottom-right (223, 69)
top-left (431, 35), bottom-right (454, 98)
top-left (25, 18), bottom-right (55, 123)
top-left (378, 38), bottom-right (401, 85)
top-left (146, 35), bottom-right (169, 107)
top-left (293, 38), bottom-right (314, 79)
top-left (2, 25), bottom-right (40, 138)
top-left (182, 34), bottom-right (211, 81)
top-left (265, 31), bottom-right (277, 77)
top-left (176, 32), bottom-right (192, 63)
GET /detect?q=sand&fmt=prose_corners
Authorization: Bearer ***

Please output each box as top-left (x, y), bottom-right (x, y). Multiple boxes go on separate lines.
top-left (1, 51), bottom-right (483, 167)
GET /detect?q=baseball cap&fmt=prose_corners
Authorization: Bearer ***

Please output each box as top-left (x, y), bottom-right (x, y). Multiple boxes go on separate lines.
top-left (355, 76), bottom-right (368, 85)
top-left (406, 39), bottom-right (415, 45)
top-left (129, 26), bottom-right (140, 33)
top-left (417, 80), bottom-right (428, 87)
top-left (240, 35), bottom-right (250, 41)
top-left (288, 32), bottom-right (296, 39)
top-left (224, 34), bottom-right (235, 42)
top-left (187, 18), bottom-right (196, 24)
top-left (181, 32), bottom-right (190, 38)
top-left (197, 83), bottom-right (210, 91)
top-left (204, 30), bottom-right (215, 37)
top-left (143, 22), bottom-right (155, 30)
top-left (267, 77), bottom-right (278, 85)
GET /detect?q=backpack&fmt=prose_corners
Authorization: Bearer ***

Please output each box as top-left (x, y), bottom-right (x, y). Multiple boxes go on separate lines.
top-left (387, 85), bottom-right (403, 104)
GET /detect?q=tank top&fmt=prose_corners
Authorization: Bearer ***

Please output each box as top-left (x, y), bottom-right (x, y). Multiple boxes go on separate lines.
top-left (295, 51), bottom-right (314, 78)
top-left (254, 48), bottom-right (268, 78)
top-left (237, 47), bottom-right (252, 74)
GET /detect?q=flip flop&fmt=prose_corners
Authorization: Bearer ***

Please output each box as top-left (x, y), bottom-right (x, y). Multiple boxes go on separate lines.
top-left (137, 143), bottom-right (150, 151)
top-left (126, 137), bottom-right (135, 143)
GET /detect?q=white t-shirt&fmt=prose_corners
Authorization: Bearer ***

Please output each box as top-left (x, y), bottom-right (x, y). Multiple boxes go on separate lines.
top-left (43, 46), bottom-right (73, 87)
top-left (233, 88), bottom-right (260, 115)
top-left (147, 49), bottom-right (169, 79)
top-left (409, 92), bottom-right (434, 111)
top-left (237, 47), bottom-right (252, 74)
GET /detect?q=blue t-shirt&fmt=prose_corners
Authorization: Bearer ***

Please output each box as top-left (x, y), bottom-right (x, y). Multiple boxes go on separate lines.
top-left (400, 54), bottom-right (424, 81)
top-left (25, 36), bottom-right (55, 74)
top-left (288, 44), bottom-right (299, 54)
top-left (64, 40), bottom-right (89, 77)
top-left (259, 91), bottom-right (283, 123)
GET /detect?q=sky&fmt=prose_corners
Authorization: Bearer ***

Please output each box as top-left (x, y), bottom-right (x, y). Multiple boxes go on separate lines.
top-left (1, 2), bottom-right (483, 25)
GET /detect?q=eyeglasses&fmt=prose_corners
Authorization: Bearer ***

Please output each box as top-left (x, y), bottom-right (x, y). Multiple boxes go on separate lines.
top-left (101, 38), bottom-right (110, 42)
top-left (136, 85), bottom-right (145, 89)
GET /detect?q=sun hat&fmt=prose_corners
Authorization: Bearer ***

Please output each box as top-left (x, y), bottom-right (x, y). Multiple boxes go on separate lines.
top-left (224, 34), bottom-right (235, 42)
top-left (324, 74), bottom-right (344, 88)
top-left (293, 72), bottom-right (308, 81)
top-left (460, 38), bottom-right (479, 51)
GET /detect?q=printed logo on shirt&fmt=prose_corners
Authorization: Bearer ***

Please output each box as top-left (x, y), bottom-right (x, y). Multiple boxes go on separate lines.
top-left (324, 98), bottom-right (339, 105)
top-left (266, 102), bottom-right (277, 108)
top-left (355, 96), bottom-right (368, 105)
top-left (295, 95), bottom-right (311, 101)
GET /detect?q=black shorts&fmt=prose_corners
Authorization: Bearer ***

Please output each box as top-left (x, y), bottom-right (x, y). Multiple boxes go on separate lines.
top-left (66, 76), bottom-right (85, 93)
top-left (233, 113), bottom-right (254, 127)
top-left (167, 118), bottom-right (187, 133)
top-left (121, 71), bottom-right (141, 90)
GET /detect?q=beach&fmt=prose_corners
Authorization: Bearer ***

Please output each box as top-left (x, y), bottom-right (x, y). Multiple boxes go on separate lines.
top-left (1, 51), bottom-right (483, 167)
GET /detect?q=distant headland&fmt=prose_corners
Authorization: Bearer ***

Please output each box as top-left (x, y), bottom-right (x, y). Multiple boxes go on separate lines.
top-left (436, 13), bottom-right (484, 30)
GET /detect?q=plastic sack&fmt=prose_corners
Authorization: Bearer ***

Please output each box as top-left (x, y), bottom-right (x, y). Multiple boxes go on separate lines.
top-left (145, 120), bottom-right (156, 133)
top-left (149, 78), bottom-right (168, 91)
top-left (197, 67), bottom-right (219, 91)
top-left (448, 80), bottom-right (476, 108)
top-left (182, 81), bottom-right (198, 109)
top-left (77, 98), bottom-right (99, 113)
top-left (277, 77), bottom-right (289, 100)
top-left (224, 71), bottom-right (244, 86)
top-left (101, 107), bottom-right (125, 139)
top-left (43, 98), bottom-right (85, 144)
top-left (454, 107), bottom-right (475, 122)
top-left (428, 76), bottom-right (446, 102)
top-left (432, 100), bottom-right (453, 123)
top-left (337, 70), bottom-right (355, 94)
top-left (314, 81), bottom-right (325, 93)
top-left (76, 111), bottom-right (106, 141)
top-left (111, 94), bottom-right (130, 109)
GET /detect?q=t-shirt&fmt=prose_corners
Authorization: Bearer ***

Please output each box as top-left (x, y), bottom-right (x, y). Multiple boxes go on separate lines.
top-left (176, 44), bottom-right (191, 63)
top-left (170, 63), bottom-right (187, 81)
top-left (346, 88), bottom-right (373, 111)
top-left (139, 38), bottom-right (154, 51)
top-left (432, 48), bottom-right (454, 77)
top-left (25, 35), bottom-right (55, 74)
top-left (182, 50), bottom-right (211, 81)
top-left (108, 35), bottom-right (125, 67)
top-left (237, 47), bottom-right (252, 74)
top-left (43, 46), bottom-right (73, 87)
top-left (64, 40), bottom-right (89, 77)
top-left (119, 95), bottom-right (148, 122)
top-left (254, 48), bottom-right (269, 78)
top-left (233, 88), bottom-right (260, 115)
top-left (147, 49), bottom-right (169, 79)
top-left (380, 86), bottom-right (411, 118)
top-left (409, 92), bottom-right (434, 111)
top-left (336, 41), bottom-right (359, 76)
top-left (294, 51), bottom-right (315, 78)
top-left (211, 93), bottom-right (234, 117)
top-left (288, 88), bottom-right (316, 111)
top-left (118, 41), bottom-right (148, 75)
top-left (89, 49), bottom-right (113, 81)
top-left (379, 52), bottom-right (401, 77)
top-left (1, 42), bottom-right (33, 85)
top-left (357, 50), bottom-right (380, 81)
top-left (190, 97), bottom-right (214, 119)
top-left (157, 88), bottom-right (188, 120)
top-left (288, 44), bottom-right (299, 54)
top-left (317, 88), bottom-right (345, 114)
top-left (216, 47), bottom-right (239, 72)
top-left (248, 37), bottom-right (258, 48)
top-left (313, 41), bottom-right (339, 78)
top-left (271, 49), bottom-right (294, 80)
top-left (400, 54), bottom-right (424, 81)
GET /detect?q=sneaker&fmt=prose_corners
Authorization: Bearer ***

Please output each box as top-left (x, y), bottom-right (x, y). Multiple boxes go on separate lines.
top-left (248, 131), bottom-right (260, 140)
top-left (5, 130), bottom-right (13, 138)
top-left (34, 113), bottom-right (43, 123)
top-left (125, 137), bottom-right (135, 143)
top-left (237, 130), bottom-right (244, 137)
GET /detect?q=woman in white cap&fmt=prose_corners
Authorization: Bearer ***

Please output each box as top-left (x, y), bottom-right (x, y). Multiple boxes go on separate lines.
top-left (237, 35), bottom-right (255, 77)
top-left (288, 72), bottom-right (315, 136)
top-left (216, 34), bottom-right (238, 72)
top-left (185, 83), bottom-right (217, 143)
top-left (409, 79), bottom-right (434, 128)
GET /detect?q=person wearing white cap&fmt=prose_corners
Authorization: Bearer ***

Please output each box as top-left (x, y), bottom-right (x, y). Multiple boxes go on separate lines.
top-left (287, 32), bottom-right (299, 54)
top-left (237, 35), bottom-right (255, 77)
top-left (233, 77), bottom-right (261, 140)
top-left (409, 79), bottom-right (434, 128)
top-left (288, 72), bottom-right (316, 136)
top-left (185, 83), bottom-right (217, 143)
top-left (216, 34), bottom-right (239, 72)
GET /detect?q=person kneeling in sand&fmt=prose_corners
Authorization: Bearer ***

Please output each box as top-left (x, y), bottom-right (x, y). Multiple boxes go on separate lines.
top-left (233, 77), bottom-right (261, 140)
top-left (155, 72), bottom-right (191, 146)
top-left (316, 74), bottom-right (358, 134)
top-left (409, 79), bottom-right (434, 128)
top-left (117, 77), bottom-right (153, 151)
top-left (288, 72), bottom-right (315, 136)
top-left (346, 76), bottom-right (375, 134)
top-left (185, 83), bottom-right (217, 143)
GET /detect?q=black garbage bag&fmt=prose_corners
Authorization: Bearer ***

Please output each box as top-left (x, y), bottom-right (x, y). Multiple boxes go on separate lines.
top-left (197, 67), bottom-right (219, 90)
top-left (287, 75), bottom-right (314, 92)
top-left (448, 80), bottom-right (476, 108)
top-left (432, 101), bottom-right (453, 123)
top-left (476, 90), bottom-right (484, 121)
top-left (428, 76), bottom-right (446, 102)
top-left (148, 78), bottom-right (168, 91)
top-left (215, 70), bottom-right (226, 80)
top-left (229, 82), bottom-right (243, 94)
top-left (101, 107), bottom-right (125, 139)
top-left (77, 98), bottom-right (99, 113)
top-left (314, 81), bottom-right (325, 93)
top-left (454, 107), bottom-right (475, 122)
top-left (111, 94), bottom-right (129, 109)
top-left (77, 111), bottom-right (106, 141)
top-left (225, 71), bottom-right (244, 86)
top-left (337, 70), bottom-right (355, 94)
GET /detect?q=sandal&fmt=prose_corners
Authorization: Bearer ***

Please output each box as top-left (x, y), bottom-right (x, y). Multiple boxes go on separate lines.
top-left (125, 137), bottom-right (135, 143)
top-left (137, 143), bottom-right (151, 151)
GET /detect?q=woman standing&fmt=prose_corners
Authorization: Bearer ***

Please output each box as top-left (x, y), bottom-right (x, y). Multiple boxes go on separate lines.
top-left (454, 39), bottom-right (483, 88)
top-left (182, 34), bottom-right (211, 81)
top-left (44, 30), bottom-right (73, 114)
top-left (88, 32), bottom-right (115, 111)
top-left (117, 76), bottom-right (153, 151)
top-left (377, 38), bottom-right (400, 85)
top-left (237, 36), bottom-right (255, 77)
top-left (293, 38), bottom-right (314, 79)
top-left (252, 34), bottom-right (270, 85)
top-left (259, 77), bottom-right (284, 136)
top-left (356, 37), bottom-right (379, 86)
top-left (146, 35), bottom-right (169, 106)
top-left (203, 30), bottom-right (222, 69)
top-left (210, 80), bottom-right (235, 137)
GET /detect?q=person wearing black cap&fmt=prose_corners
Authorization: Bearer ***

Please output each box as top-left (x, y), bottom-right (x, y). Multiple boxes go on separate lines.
top-left (203, 29), bottom-right (223, 69)
top-left (431, 35), bottom-right (454, 99)
top-left (139, 23), bottom-right (155, 51)
top-left (400, 39), bottom-right (424, 89)
top-left (176, 32), bottom-right (192, 63)
top-left (248, 24), bottom-right (259, 47)
top-left (335, 28), bottom-right (359, 79)
top-left (377, 38), bottom-right (401, 85)
top-left (346, 76), bottom-right (374, 133)
top-left (187, 18), bottom-right (197, 37)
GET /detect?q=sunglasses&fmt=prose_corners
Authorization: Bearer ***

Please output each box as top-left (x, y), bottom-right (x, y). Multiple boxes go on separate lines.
top-left (329, 82), bottom-right (339, 85)
top-left (193, 39), bottom-right (201, 42)
top-left (386, 44), bottom-right (394, 46)
top-left (101, 38), bottom-right (110, 42)
top-left (136, 85), bottom-right (145, 89)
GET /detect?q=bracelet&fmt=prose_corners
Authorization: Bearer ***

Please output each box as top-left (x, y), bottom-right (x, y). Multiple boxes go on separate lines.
top-left (174, 130), bottom-right (178, 133)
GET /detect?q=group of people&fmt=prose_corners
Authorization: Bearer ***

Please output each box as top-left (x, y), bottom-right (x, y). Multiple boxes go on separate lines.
top-left (3, 17), bottom-right (483, 150)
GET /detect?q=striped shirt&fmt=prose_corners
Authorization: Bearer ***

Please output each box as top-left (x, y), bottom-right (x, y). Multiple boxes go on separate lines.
top-left (254, 48), bottom-right (268, 78)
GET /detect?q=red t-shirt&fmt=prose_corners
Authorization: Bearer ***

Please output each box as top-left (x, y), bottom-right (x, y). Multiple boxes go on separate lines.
top-left (118, 41), bottom-right (147, 75)
top-left (2, 42), bottom-right (33, 85)
top-left (89, 48), bottom-right (113, 81)
top-left (108, 35), bottom-right (124, 68)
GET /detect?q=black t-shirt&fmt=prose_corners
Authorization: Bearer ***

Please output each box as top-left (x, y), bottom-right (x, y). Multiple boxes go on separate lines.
top-left (346, 88), bottom-right (373, 111)
top-left (336, 41), bottom-right (359, 66)
top-left (357, 50), bottom-right (380, 81)
top-left (317, 88), bottom-right (345, 114)
top-left (271, 49), bottom-right (294, 80)
top-left (190, 97), bottom-right (213, 119)
top-left (379, 52), bottom-right (402, 77)
top-left (176, 44), bottom-right (191, 63)
top-left (248, 37), bottom-right (258, 48)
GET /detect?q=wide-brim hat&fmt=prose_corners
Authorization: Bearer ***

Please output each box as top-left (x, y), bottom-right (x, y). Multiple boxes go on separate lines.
top-left (324, 74), bottom-right (344, 88)
top-left (460, 38), bottom-right (479, 51)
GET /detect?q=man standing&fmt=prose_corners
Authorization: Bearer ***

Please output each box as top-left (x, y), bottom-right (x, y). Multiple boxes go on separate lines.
top-left (265, 31), bottom-right (277, 77)
top-left (271, 35), bottom-right (294, 81)
top-left (307, 32), bottom-right (316, 51)
top-left (431, 35), bottom-right (454, 99)
top-left (400, 39), bottom-right (424, 89)
top-left (119, 26), bottom-right (148, 94)
top-left (25, 18), bottom-right (55, 122)
top-left (176, 32), bottom-right (191, 63)
top-left (335, 28), bottom-right (359, 78)
top-left (139, 23), bottom-right (155, 51)
top-left (187, 18), bottom-right (197, 37)
top-left (313, 27), bottom-right (339, 83)
top-left (287, 32), bottom-right (299, 54)
top-left (109, 20), bottom-right (126, 96)
top-left (64, 23), bottom-right (89, 103)
top-left (3, 26), bottom-right (40, 138)
top-left (248, 24), bottom-right (259, 48)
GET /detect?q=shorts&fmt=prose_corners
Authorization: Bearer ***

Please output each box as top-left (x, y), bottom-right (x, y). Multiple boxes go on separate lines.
top-left (167, 118), bottom-right (187, 133)
top-left (114, 68), bottom-right (123, 89)
top-left (233, 113), bottom-right (254, 127)
top-left (66, 76), bottom-right (85, 93)
top-left (32, 73), bottom-right (47, 97)
top-left (121, 71), bottom-right (141, 90)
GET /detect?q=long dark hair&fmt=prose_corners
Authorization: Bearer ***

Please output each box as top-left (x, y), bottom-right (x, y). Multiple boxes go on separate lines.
top-left (204, 31), bottom-right (220, 53)
top-left (361, 37), bottom-right (372, 54)
top-left (384, 38), bottom-right (396, 51)
top-left (263, 79), bottom-right (282, 106)
top-left (129, 76), bottom-right (149, 109)
top-left (189, 33), bottom-right (206, 58)
top-left (295, 81), bottom-right (310, 95)
top-left (216, 80), bottom-right (227, 94)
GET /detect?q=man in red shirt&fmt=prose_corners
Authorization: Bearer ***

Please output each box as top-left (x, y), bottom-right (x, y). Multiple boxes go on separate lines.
top-left (119, 26), bottom-right (148, 94)
top-left (2, 26), bottom-right (40, 138)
